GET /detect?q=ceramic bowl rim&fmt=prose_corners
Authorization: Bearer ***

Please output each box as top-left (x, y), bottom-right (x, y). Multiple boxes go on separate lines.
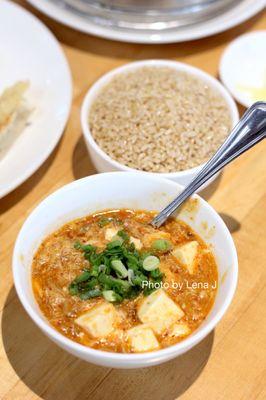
top-left (81, 59), bottom-right (239, 179)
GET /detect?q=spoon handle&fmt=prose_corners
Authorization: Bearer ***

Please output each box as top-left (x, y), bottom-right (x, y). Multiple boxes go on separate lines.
top-left (151, 101), bottom-right (266, 228)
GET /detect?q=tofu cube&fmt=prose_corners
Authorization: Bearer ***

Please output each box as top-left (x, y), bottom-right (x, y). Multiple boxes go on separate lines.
top-left (137, 289), bottom-right (184, 334)
top-left (127, 325), bottom-right (159, 352)
top-left (105, 227), bottom-right (119, 241)
top-left (169, 323), bottom-right (191, 337)
top-left (75, 302), bottom-right (117, 338)
top-left (130, 236), bottom-right (143, 250)
top-left (172, 241), bottom-right (199, 274)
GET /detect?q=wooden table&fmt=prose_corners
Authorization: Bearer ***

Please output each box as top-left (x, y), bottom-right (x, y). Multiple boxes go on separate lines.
top-left (0, 2), bottom-right (265, 399)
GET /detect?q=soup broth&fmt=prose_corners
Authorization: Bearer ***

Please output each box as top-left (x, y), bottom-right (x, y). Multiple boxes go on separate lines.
top-left (32, 209), bottom-right (218, 353)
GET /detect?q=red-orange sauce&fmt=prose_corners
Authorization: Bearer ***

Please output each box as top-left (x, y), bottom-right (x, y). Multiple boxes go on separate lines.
top-left (32, 209), bottom-right (218, 353)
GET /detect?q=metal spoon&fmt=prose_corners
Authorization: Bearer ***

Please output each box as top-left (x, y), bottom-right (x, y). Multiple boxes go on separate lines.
top-left (151, 101), bottom-right (266, 228)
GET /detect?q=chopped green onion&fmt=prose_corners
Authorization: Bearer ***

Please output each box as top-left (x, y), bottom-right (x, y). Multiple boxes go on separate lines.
top-left (82, 278), bottom-right (98, 289)
top-left (79, 289), bottom-right (102, 300)
top-left (150, 268), bottom-right (164, 280)
top-left (103, 290), bottom-right (122, 302)
top-left (143, 255), bottom-right (160, 271)
top-left (111, 259), bottom-right (128, 278)
top-left (98, 217), bottom-right (112, 227)
top-left (98, 273), bottom-right (114, 287)
top-left (98, 273), bottom-right (131, 294)
top-left (128, 269), bottom-right (135, 285)
top-left (83, 244), bottom-right (96, 252)
top-left (111, 235), bottom-right (124, 244)
top-left (98, 264), bottom-right (106, 273)
top-left (125, 254), bottom-right (139, 270)
top-left (74, 241), bottom-right (82, 250)
top-left (107, 240), bottom-right (123, 249)
top-left (117, 230), bottom-right (129, 242)
top-left (113, 278), bottom-right (131, 292)
top-left (90, 265), bottom-right (100, 277)
top-left (74, 241), bottom-right (96, 253)
top-left (71, 228), bottom-right (164, 303)
top-left (74, 271), bottom-right (90, 283)
top-left (152, 239), bottom-right (172, 252)
top-left (132, 275), bottom-right (146, 286)
top-left (69, 283), bottom-right (79, 295)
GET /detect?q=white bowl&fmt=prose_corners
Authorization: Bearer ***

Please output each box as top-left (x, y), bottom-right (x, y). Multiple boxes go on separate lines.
top-left (13, 172), bottom-right (238, 368)
top-left (81, 60), bottom-right (239, 189)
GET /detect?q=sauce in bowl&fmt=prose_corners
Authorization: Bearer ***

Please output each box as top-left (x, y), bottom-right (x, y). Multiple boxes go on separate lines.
top-left (32, 209), bottom-right (218, 353)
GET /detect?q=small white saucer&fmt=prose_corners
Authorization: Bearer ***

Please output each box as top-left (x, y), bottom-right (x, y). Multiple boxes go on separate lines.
top-left (220, 31), bottom-right (266, 108)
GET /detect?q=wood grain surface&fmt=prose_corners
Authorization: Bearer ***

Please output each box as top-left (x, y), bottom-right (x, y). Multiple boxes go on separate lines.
top-left (0, 2), bottom-right (265, 399)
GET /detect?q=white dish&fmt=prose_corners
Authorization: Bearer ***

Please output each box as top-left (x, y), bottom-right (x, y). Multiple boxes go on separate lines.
top-left (26, 0), bottom-right (265, 44)
top-left (81, 59), bottom-right (239, 190)
top-left (13, 172), bottom-right (238, 368)
top-left (220, 30), bottom-right (266, 108)
top-left (0, 0), bottom-right (72, 198)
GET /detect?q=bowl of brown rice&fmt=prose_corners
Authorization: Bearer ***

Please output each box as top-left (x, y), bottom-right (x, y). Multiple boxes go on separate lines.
top-left (81, 60), bottom-right (239, 189)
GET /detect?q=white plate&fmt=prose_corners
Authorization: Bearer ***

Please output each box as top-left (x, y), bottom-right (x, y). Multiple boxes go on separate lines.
top-left (0, 0), bottom-right (72, 198)
top-left (220, 31), bottom-right (266, 108)
top-left (26, 0), bottom-right (265, 44)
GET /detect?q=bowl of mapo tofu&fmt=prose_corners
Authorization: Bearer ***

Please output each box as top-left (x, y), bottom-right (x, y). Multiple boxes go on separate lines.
top-left (13, 172), bottom-right (238, 368)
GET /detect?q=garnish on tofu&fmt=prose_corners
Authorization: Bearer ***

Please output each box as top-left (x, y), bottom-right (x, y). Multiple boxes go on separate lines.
top-left (32, 209), bottom-right (218, 353)
top-left (152, 238), bottom-right (172, 253)
top-left (69, 230), bottom-right (164, 302)
top-left (97, 216), bottom-right (123, 228)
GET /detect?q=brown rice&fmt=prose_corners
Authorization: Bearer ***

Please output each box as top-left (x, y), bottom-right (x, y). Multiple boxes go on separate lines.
top-left (89, 67), bottom-right (232, 173)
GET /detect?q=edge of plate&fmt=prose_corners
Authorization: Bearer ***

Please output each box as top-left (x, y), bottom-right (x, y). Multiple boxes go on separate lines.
top-left (0, 0), bottom-right (72, 199)
top-left (26, 0), bottom-right (266, 44)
